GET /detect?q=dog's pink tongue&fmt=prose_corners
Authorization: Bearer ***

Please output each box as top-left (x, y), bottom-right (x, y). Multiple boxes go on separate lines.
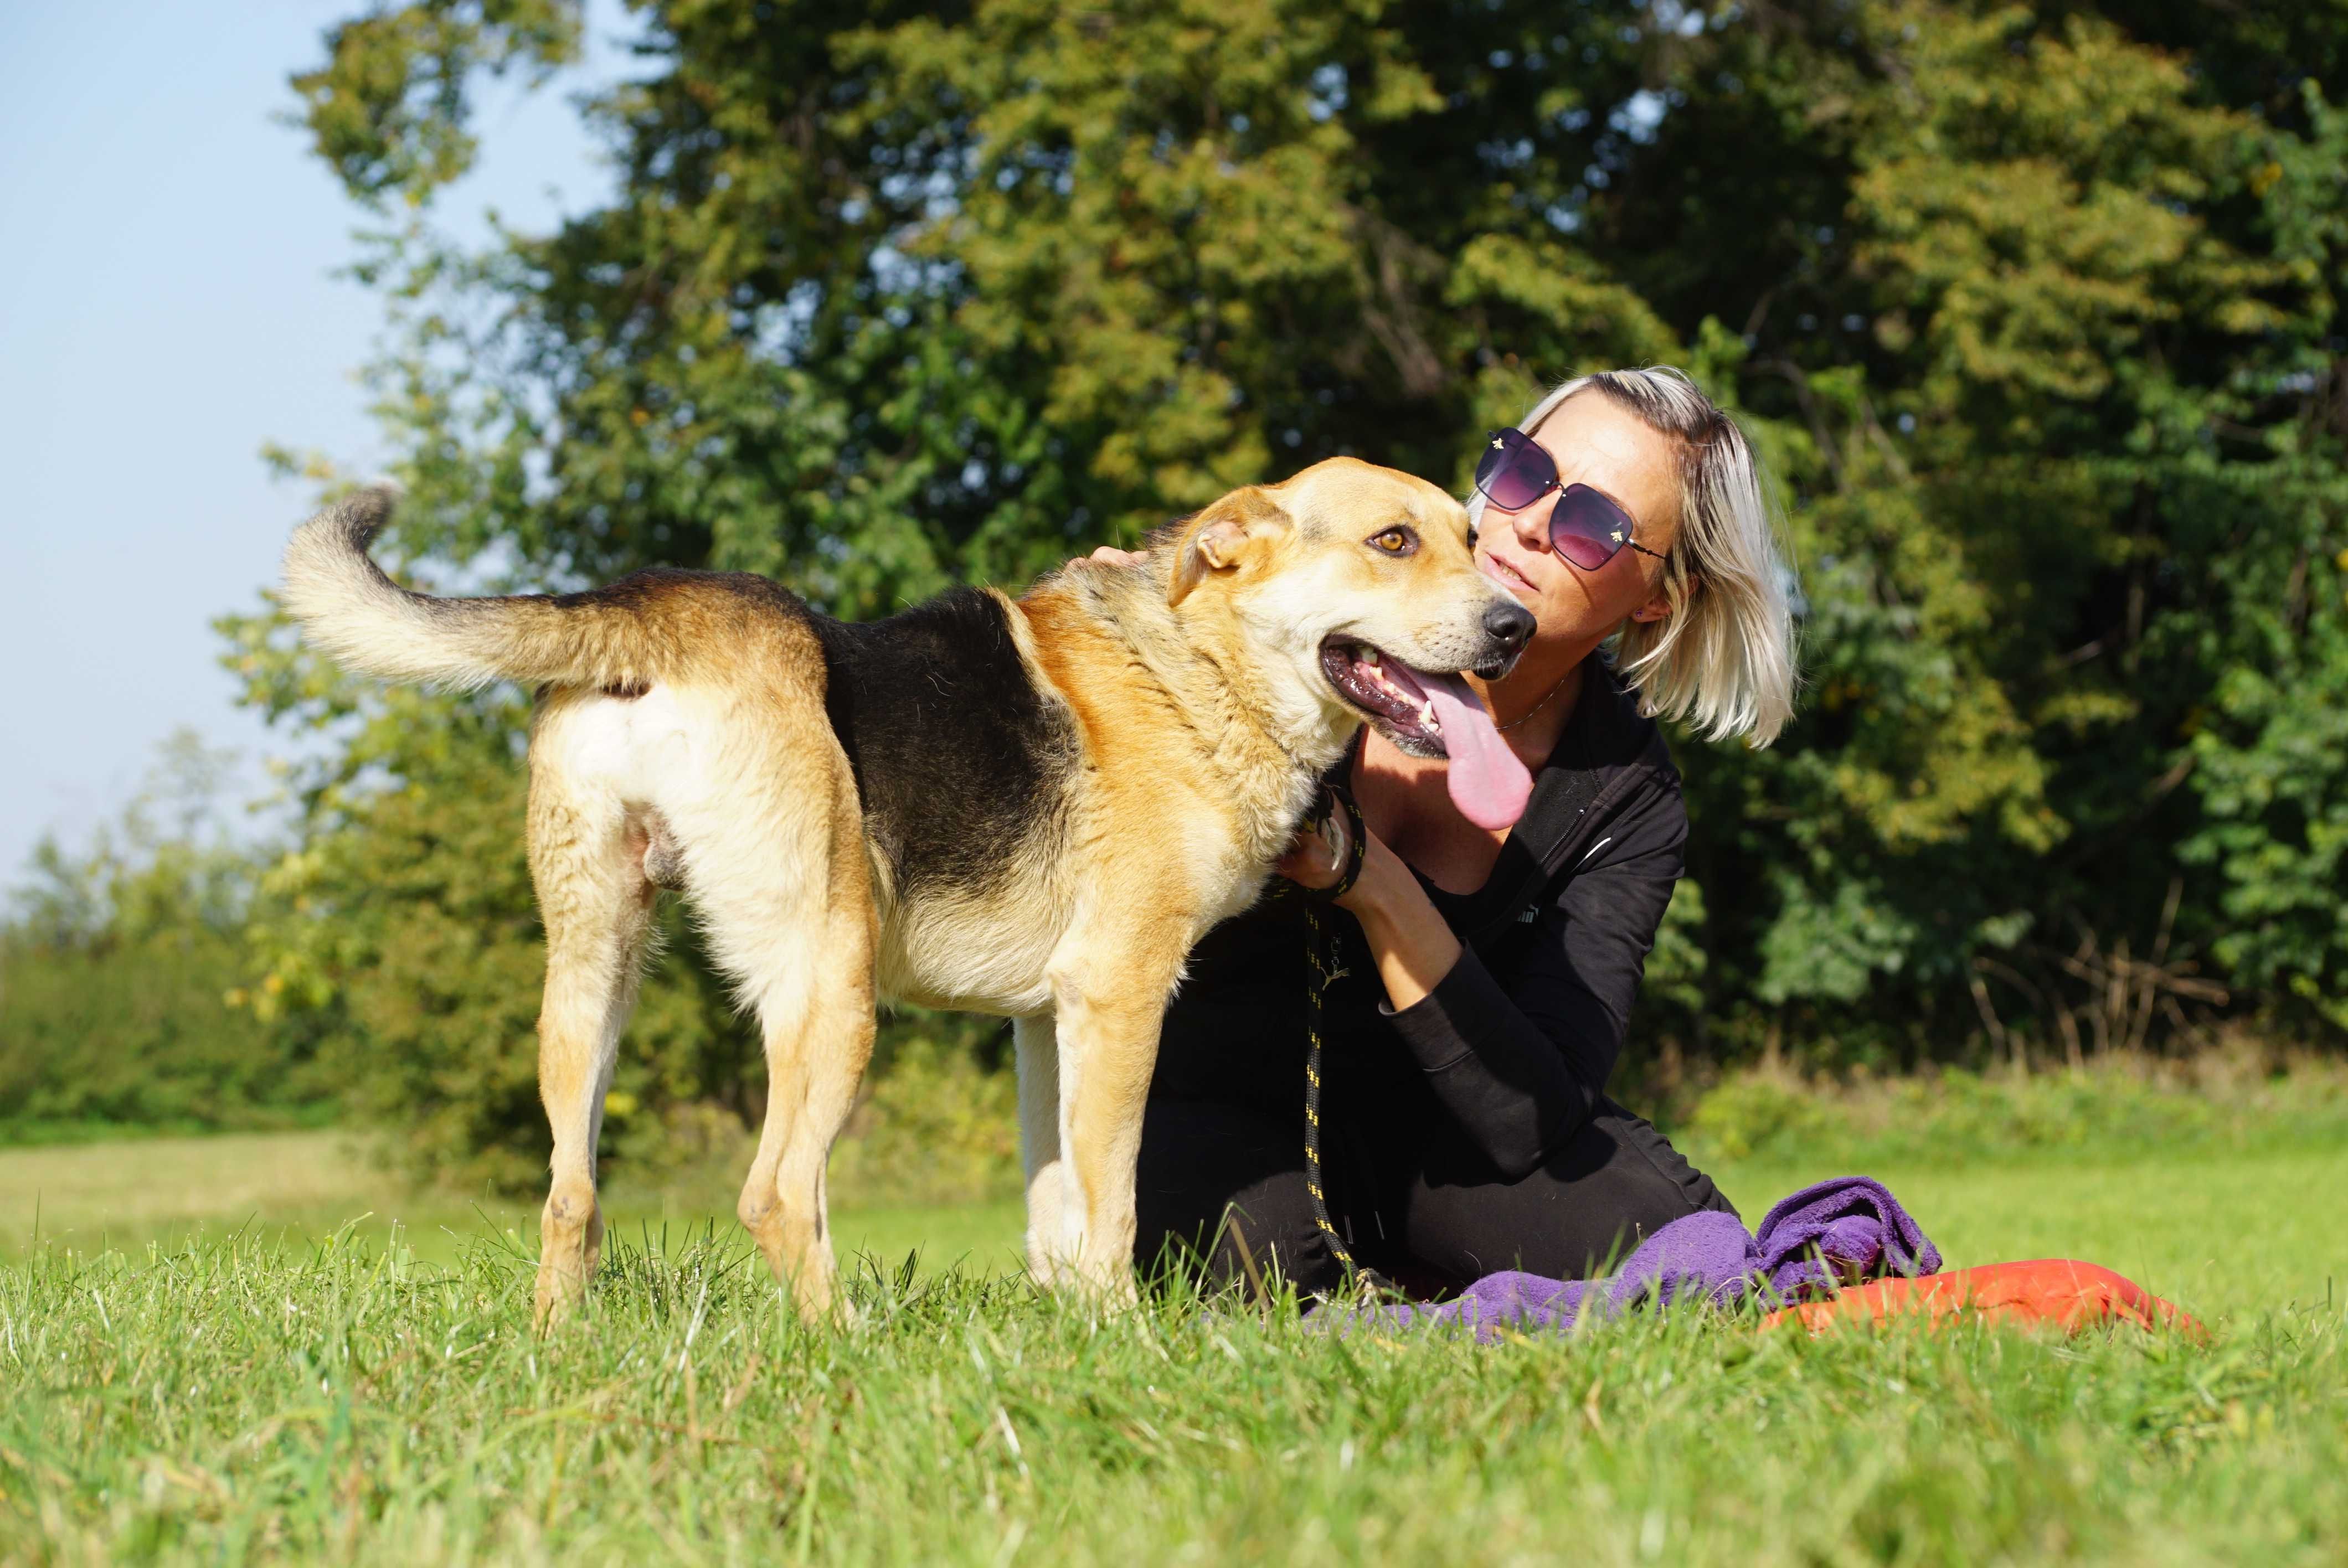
top-left (1423, 674), bottom-right (1534, 831)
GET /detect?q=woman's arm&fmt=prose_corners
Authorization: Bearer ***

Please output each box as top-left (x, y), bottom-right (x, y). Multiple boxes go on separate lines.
top-left (1279, 827), bottom-right (1460, 1010)
top-left (1281, 780), bottom-right (1687, 1178)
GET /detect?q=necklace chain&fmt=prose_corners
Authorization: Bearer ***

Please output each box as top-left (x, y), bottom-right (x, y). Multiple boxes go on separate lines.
top-left (1496, 668), bottom-right (1574, 731)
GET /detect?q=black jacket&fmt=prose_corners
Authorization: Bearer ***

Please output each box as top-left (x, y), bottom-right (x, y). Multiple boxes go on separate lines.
top-left (1150, 655), bottom-right (1685, 1186)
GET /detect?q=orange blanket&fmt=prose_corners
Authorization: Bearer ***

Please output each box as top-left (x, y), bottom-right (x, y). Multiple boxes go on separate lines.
top-left (1760, 1258), bottom-right (2206, 1339)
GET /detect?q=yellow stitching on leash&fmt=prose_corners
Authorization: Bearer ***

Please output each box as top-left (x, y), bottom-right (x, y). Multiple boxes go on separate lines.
top-left (1302, 902), bottom-right (1359, 1276)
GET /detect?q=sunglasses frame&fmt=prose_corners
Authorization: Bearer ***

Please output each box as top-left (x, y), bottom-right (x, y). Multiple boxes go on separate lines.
top-left (1474, 427), bottom-right (1667, 570)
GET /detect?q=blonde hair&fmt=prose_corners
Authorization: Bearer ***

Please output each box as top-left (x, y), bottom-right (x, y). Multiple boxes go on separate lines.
top-left (1465, 367), bottom-right (1799, 746)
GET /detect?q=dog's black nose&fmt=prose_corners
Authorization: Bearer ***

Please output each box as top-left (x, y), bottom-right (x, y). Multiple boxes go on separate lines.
top-left (1483, 600), bottom-right (1536, 651)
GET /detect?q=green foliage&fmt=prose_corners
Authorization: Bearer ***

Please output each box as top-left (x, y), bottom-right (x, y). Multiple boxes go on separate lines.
top-left (217, 0), bottom-right (2348, 1181)
top-left (594, 1027), bottom-right (1024, 1214)
top-left (822, 1033), bottom-right (1023, 1208)
top-left (0, 736), bottom-right (333, 1138)
top-left (1678, 1050), bottom-right (2348, 1165)
top-left (291, 0), bottom-right (580, 204)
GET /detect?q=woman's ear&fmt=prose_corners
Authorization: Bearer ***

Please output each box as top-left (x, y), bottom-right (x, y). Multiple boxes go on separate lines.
top-left (1168, 488), bottom-right (1290, 607)
top-left (1628, 571), bottom-right (1696, 624)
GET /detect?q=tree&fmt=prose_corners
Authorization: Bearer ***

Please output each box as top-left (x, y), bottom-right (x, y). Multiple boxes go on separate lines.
top-left (230, 0), bottom-right (2348, 1182)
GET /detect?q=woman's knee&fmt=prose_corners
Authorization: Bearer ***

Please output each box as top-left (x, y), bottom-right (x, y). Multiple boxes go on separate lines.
top-left (1133, 1100), bottom-right (1335, 1294)
top-left (1402, 1113), bottom-right (1732, 1283)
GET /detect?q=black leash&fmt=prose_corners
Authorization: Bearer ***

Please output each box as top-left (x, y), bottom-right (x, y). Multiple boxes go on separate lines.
top-left (1297, 783), bottom-right (1367, 1280)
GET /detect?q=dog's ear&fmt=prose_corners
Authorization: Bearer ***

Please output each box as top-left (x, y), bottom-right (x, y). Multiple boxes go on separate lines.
top-left (1167, 489), bottom-right (1290, 608)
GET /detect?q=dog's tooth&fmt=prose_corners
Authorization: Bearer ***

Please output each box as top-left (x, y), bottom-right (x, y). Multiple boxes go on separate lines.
top-left (1421, 698), bottom-right (1440, 731)
top-left (1363, 648), bottom-right (1380, 667)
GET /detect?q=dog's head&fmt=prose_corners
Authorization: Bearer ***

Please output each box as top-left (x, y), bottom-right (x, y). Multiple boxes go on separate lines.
top-left (1163, 457), bottom-right (1537, 829)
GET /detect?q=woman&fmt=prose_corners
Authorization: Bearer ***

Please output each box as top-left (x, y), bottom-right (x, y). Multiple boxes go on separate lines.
top-left (1100, 367), bottom-right (1798, 1299)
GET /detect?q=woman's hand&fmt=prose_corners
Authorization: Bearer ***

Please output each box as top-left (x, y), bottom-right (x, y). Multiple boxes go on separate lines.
top-left (1275, 820), bottom-right (1405, 920)
top-left (1275, 813), bottom-right (1388, 914)
top-left (1276, 815), bottom-right (1462, 1010)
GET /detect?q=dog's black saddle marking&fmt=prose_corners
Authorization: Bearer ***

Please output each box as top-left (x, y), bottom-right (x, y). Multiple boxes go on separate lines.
top-left (813, 588), bottom-right (1078, 901)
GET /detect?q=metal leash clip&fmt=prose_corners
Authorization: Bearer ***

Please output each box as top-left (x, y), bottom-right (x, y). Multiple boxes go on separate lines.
top-left (1297, 781), bottom-right (1367, 904)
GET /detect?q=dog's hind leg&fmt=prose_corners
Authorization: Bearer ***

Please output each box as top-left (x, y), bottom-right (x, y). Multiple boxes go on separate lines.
top-left (674, 738), bottom-right (876, 1322)
top-left (740, 898), bottom-right (876, 1321)
top-left (1015, 1012), bottom-right (1082, 1285)
top-left (526, 767), bottom-right (656, 1330)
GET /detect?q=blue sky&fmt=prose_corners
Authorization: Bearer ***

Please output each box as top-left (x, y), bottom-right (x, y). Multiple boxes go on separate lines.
top-left (0, 1), bottom-right (627, 886)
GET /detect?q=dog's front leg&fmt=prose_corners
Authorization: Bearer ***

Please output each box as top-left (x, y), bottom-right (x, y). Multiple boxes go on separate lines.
top-left (1048, 939), bottom-right (1187, 1300)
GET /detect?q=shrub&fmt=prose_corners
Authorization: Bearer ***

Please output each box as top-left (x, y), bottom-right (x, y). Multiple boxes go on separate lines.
top-left (1675, 1049), bottom-right (2348, 1169)
top-left (596, 1028), bottom-right (1023, 1216)
top-left (0, 735), bottom-right (333, 1141)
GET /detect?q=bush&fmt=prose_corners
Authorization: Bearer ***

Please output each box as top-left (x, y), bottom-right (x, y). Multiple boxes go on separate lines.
top-left (0, 735), bottom-right (334, 1142)
top-left (825, 1033), bottom-right (1023, 1209)
top-left (0, 928), bottom-right (333, 1138)
top-left (1675, 1048), bottom-right (2348, 1169)
top-left (595, 1027), bottom-right (1024, 1216)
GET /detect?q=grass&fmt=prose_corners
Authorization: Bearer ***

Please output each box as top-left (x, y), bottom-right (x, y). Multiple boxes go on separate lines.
top-left (0, 1130), bottom-right (1027, 1279)
top-left (3, 1121), bottom-right (2345, 1562)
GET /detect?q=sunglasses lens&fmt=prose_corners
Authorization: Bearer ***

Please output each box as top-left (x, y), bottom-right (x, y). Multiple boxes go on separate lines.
top-left (1548, 486), bottom-right (1631, 571)
top-left (1474, 430), bottom-right (1556, 512)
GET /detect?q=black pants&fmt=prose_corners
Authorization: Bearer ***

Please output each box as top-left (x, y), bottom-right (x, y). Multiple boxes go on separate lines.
top-left (1135, 1096), bottom-right (1738, 1299)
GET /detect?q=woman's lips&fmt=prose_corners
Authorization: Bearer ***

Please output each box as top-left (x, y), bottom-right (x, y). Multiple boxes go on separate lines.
top-left (1480, 550), bottom-right (1539, 598)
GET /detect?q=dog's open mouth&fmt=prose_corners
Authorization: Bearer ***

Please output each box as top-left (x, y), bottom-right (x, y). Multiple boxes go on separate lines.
top-left (1320, 640), bottom-right (1533, 830)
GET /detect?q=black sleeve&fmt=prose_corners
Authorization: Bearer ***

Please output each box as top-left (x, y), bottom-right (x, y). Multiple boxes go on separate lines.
top-left (1381, 778), bottom-right (1687, 1180)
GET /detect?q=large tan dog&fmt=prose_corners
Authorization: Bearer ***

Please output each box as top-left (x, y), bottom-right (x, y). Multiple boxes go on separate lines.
top-left (281, 460), bottom-right (1535, 1323)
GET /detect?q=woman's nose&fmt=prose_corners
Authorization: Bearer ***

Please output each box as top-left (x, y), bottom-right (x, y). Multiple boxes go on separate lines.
top-left (1511, 493), bottom-right (1555, 550)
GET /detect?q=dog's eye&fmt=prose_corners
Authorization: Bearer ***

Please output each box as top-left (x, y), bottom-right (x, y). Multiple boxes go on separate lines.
top-left (1367, 527), bottom-right (1419, 558)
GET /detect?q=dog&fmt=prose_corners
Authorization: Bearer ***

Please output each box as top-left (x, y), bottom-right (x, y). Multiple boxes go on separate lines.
top-left (280, 458), bottom-right (1535, 1323)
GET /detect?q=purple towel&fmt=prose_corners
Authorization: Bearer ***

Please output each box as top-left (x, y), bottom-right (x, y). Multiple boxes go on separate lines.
top-left (1753, 1175), bottom-right (1938, 1295)
top-left (1319, 1176), bottom-right (1940, 1342)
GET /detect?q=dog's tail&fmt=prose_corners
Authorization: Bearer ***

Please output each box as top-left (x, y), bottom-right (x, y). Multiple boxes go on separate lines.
top-left (281, 486), bottom-right (683, 693)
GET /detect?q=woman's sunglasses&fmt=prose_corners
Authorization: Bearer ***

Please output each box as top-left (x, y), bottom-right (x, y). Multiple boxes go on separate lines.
top-left (1473, 427), bottom-right (1666, 572)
